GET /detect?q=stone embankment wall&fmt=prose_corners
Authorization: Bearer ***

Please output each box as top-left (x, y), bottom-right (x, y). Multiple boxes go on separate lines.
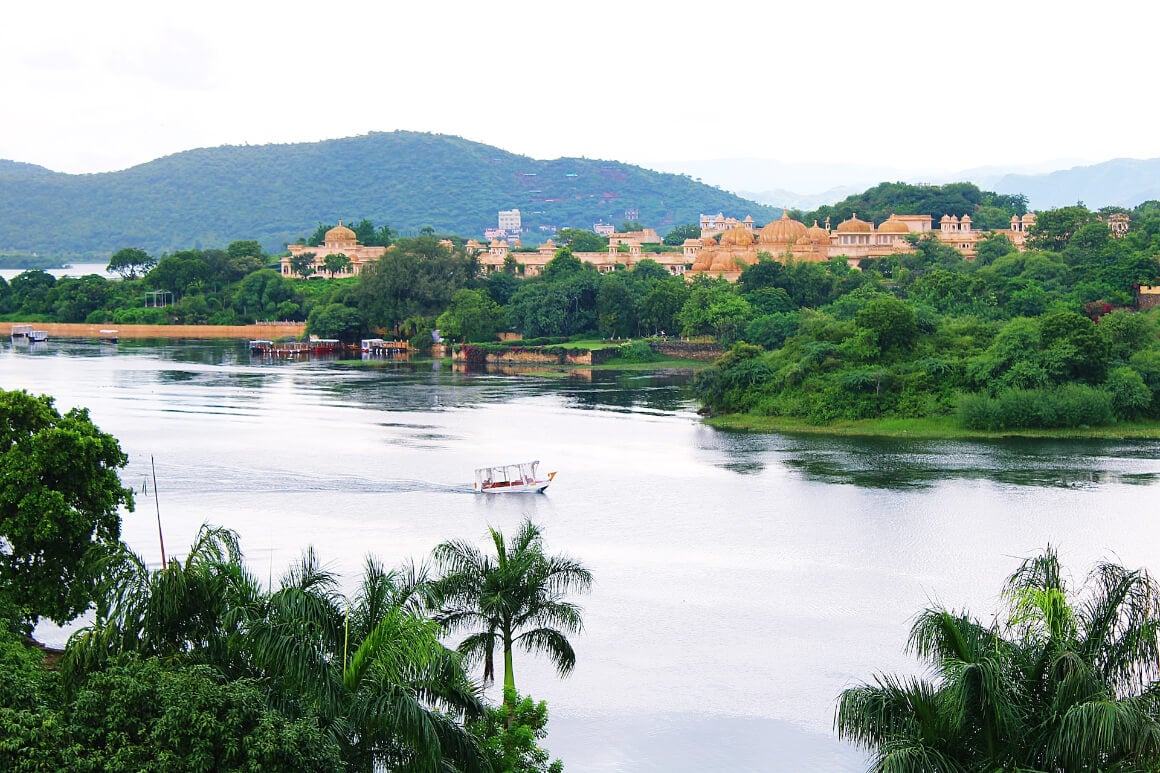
top-left (0, 322), bottom-right (307, 339)
top-left (647, 340), bottom-right (725, 361)
top-left (451, 341), bottom-right (724, 365)
top-left (452, 346), bottom-right (594, 365)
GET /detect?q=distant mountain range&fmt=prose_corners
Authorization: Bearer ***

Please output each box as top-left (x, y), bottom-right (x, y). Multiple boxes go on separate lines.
top-left (2, 133), bottom-right (1157, 261)
top-left (983, 158), bottom-right (1160, 210)
top-left (647, 157), bottom-right (1160, 211)
top-left (0, 132), bottom-right (779, 260)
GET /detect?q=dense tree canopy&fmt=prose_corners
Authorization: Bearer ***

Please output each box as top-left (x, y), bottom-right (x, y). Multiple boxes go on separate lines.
top-left (356, 236), bottom-right (478, 333)
top-left (0, 389), bottom-right (133, 628)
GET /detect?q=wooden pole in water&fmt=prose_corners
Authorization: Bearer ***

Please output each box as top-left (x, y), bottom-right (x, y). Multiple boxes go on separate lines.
top-left (151, 456), bottom-right (167, 566)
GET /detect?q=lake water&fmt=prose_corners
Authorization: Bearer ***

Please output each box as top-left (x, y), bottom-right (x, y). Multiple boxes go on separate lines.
top-left (0, 262), bottom-right (114, 282)
top-left (5, 338), bottom-right (1160, 771)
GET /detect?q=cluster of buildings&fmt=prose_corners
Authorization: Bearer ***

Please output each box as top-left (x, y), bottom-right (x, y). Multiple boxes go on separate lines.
top-left (282, 208), bottom-right (1062, 283)
top-left (484, 209), bottom-right (523, 242)
top-left (472, 210), bottom-right (1039, 282)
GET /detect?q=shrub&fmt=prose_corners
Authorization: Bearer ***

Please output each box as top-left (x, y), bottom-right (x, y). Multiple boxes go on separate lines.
top-left (958, 384), bottom-right (1115, 430)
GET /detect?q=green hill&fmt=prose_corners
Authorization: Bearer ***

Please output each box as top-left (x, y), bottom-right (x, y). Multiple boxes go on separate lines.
top-left (0, 132), bottom-right (779, 260)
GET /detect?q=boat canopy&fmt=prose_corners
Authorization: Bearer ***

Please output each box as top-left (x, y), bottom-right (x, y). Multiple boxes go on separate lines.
top-left (475, 461), bottom-right (541, 487)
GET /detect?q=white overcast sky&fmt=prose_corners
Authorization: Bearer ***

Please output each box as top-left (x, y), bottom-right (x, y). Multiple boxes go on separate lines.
top-left (3, 0), bottom-right (1158, 179)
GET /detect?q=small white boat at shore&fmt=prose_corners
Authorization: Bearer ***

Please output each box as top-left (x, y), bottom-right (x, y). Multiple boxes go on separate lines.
top-left (474, 461), bottom-right (556, 494)
top-left (99, 329), bottom-right (119, 344)
top-left (28, 329), bottom-right (48, 342)
top-left (10, 324), bottom-right (33, 340)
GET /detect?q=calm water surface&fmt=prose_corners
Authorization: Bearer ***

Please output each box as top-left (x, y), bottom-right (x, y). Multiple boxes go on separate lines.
top-left (0, 262), bottom-right (113, 281)
top-left (5, 338), bottom-right (1160, 772)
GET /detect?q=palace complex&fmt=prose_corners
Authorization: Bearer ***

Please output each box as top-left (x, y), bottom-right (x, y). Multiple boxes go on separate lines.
top-left (284, 211), bottom-right (1040, 284)
top-left (474, 211), bottom-right (1037, 282)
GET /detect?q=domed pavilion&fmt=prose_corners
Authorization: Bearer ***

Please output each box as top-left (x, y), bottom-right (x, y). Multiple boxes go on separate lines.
top-left (282, 220), bottom-right (389, 279)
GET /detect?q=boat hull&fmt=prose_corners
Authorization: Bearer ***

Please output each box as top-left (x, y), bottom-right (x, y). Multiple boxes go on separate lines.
top-left (476, 481), bottom-right (551, 494)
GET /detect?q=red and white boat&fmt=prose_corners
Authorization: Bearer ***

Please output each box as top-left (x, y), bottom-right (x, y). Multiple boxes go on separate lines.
top-left (474, 461), bottom-right (556, 494)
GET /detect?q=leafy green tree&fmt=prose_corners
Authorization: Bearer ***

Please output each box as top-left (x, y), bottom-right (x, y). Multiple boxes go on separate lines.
top-left (350, 219), bottom-right (396, 247)
top-left (596, 272), bottom-right (638, 338)
top-left (0, 389), bottom-right (133, 629)
top-left (555, 229), bottom-right (607, 253)
top-left (469, 688), bottom-right (564, 773)
top-left (1039, 310), bottom-right (1108, 383)
top-left (106, 247), bottom-right (156, 280)
top-left (290, 252), bottom-right (317, 279)
top-left (147, 251), bottom-right (212, 298)
top-left (505, 284), bottom-right (566, 338)
top-left (226, 240), bottom-right (265, 262)
top-left (737, 257), bottom-right (787, 295)
top-left (639, 276), bottom-right (689, 336)
top-left (974, 232), bottom-right (1016, 265)
top-left (837, 546), bottom-right (1160, 771)
top-left (662, 223), bottom-right (701, 245)
top-left (744, 312), bottom-right (799, 350)
top-left (437, 289), bottom-right (505, 342)
top-left (233, 270), bottom-right (300, 321)
top-left (432, 519), bottom-right (592, 706)
top-left (64, 524), bottom-right (255, 678)
top-left (855, 297), bottom-right (918, 353)
top-left (50, 275), bottom-right (112, 322)
top-left (8, 270), bottom-right (56, 315)
top-left (356, 237), bottom-right (478, 333)
top-left (540, 247), bottom-right (585, 282)
top-left (1098, 309), bottom-right (1155, 364)
top-left (744, 287), bottom-right (795, 316)
top-left (487, 270), bottom-right (521, 306)
top-left (678, 277), bottom-right (753, 344)
top-left (1027, 205), bottom-right (1096, 252)
top-left (322, 253), bottom-right (352, 276)
top-left (307, 303), bottom-right (363, 341)
top-left (64, 656), bottom-right (344, 772)
top-left (1105, 366), bottom-right (1151, 419)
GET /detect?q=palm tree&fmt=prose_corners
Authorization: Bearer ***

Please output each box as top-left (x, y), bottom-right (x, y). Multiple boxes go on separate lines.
top-left (63, 523), bottom-right (260, 679)
top-left (431, 518), bottom-right (593, 704)
top-left (67, 528), bottom-right (488, 773)
top-left (247, 550), bottom-right (487, 773)
top-left (836, 546), bottom-right (1160, 771)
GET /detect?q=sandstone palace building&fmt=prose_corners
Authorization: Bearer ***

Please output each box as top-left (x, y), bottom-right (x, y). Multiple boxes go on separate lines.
top-left (473, 211), bottom-right (1038, 282)
top-left (281, 222), bottom-right (386, 278)
top-left (284, 212), bottom-right (1039, 283)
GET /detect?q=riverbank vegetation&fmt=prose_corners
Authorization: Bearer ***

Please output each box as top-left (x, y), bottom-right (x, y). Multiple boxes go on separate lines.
top-left (694, 199), bottom-right (1160, 432)
top-left (0, 387), bottom-right (587, 771)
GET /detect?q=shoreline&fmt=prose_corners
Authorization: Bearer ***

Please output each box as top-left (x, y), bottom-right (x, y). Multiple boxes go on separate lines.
top-left (704, 414), bottom-right (1160, 441)
top-left (1, 322), bottom-right (306, 339)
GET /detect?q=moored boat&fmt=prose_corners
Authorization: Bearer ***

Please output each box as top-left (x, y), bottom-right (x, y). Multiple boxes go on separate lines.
top-left (474, 461), bottom-right (556, 494)
top-left (28, 330), bottom-right (48, 342)
top-left (10, 324), bottom-right (33, 340)
top-left (99, 329), bottom-right (119, 344)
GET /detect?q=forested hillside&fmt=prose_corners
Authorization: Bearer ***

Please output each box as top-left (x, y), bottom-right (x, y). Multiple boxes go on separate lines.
top-left (0, 132), bottom-right (778, 260)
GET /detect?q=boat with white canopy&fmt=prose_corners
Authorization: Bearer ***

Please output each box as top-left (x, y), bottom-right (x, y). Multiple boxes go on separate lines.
top-left (474, 461), bottom-right (555, 494)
